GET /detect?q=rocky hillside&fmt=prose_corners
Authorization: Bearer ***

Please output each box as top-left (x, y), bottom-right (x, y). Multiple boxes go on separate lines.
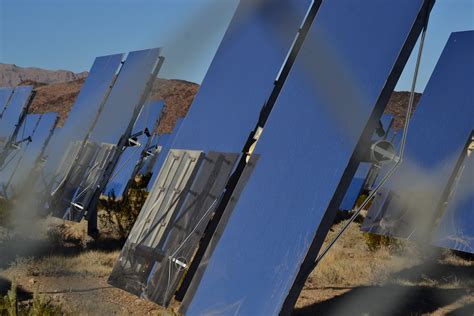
top-left (26, 78), bottom-right (418, 133)
top-left (2, 64), bottom-right (419, 133)
top-left (25, 76), bottom-right (199, 131)
top-left (385, 91), bottom-right (422, 130)
top-left (150, 79), bottom-right (199, 134)
top-left (0, 64), bottom-right (87, 87)
top-left (27, 79), bottom-right (86, 126)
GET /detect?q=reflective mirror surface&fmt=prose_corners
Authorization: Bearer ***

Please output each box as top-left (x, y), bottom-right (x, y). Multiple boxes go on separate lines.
top-left (184, 1), bottom-right (429, 314)
top-left (0, 86), bottom-right (33, 141)
top-left (105, 100), bottom-right (164, 197)
top-left (89, 48), bottom-right (162, 144)
top-left (172, 0), bottom-right (312, 152)
top-left (362, 31), bottom-right (474, 241)
top-left (44, 54), bottom-right (123, 178)
top-left (3, 113), bottom-right (57, 195)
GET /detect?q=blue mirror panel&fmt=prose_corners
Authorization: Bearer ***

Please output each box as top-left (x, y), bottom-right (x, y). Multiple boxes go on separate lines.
top-left (89, 48), bottom-right (162, 144)
top-left (50, 48), bottom-right (162, 221)
top-left (3, 113), bottom-right (57, 195)
top-left (0, 88), bottom-right (13, 113)
top-left (43, 54), bottom-right (124, 178)
top-left (184, 1), bottom-right (429, 314)
top-left (339, 163), bottom-right (371, 211)
top-left (0, 86), bottom-right (33, 141)
top-left (0, 114), bottom-right (41, 194)
top-left (105, 100), bottom-right (164, 197)
top-left (172, 0), bottom-right (312, 152)
top-left (361, 31), bottom-right (474, 240)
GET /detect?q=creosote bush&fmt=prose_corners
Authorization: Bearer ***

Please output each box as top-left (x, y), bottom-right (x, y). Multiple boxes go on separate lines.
top-left (98, 173), bottom-right (151, 239)
top-left (364, 232), bottom-right (404, 253)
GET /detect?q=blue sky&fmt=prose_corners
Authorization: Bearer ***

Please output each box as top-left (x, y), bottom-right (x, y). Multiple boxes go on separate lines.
top-left (0, 0), bottom-right (240, 83)
top-left (0, 0), bottom-right (472, 91)
top-left (396, 0), bottom-right (474, 92)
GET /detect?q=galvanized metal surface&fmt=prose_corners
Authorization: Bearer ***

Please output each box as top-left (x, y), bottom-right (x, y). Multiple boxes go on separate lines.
top-left (109, 149), bottom-right (204, 296)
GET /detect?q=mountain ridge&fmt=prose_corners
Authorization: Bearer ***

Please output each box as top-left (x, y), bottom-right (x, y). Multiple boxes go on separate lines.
top-left (1, 63), bottom-right (419, 134)
top-left (0, 63), bottom-right (88, 87)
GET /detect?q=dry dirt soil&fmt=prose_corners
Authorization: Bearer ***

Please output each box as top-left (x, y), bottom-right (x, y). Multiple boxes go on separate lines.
top-left (1, 217), bottom-right (472, 316)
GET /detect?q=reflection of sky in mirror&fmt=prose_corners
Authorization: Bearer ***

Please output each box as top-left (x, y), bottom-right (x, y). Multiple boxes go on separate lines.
top-left (172, 0), bottom-right (311, 153)
top-left (7, 113), bottom-right (57, 191)
top-left (105, 100), bottom-right (164, 197)
top-left (42, 54), bottom-right (123, 177)
top-left (0, 88), bottom-right (13, 111)
top-left (0, 113), bottom-right (40, 185)
top-left (0, 86), bottom-right (32, 139)
top-left (186, 1), bottom-right (427, 314)
top-left (89, 48), bottom-right (161, 144)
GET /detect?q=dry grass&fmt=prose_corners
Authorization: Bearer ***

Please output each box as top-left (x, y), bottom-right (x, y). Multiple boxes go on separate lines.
top-left (307, 220), bottom-right (419, 288)
top-left (2, 215), bottom-right (472, 315)
top-left (297, 219), bottom-right (474, 314)
top-left (5, 251), bottom-right (119, 279)
top-left (45, 218), bottom-right (89, 243)
top-left (441, 250), bottom-right (474, 267)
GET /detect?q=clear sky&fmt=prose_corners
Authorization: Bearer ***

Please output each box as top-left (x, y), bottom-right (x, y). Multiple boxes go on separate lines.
top-left (0, 0), bottom-right (240, 84)
top-left (396, 0), bottom-right (474, 92)
top-left (0, 0), bottom-right (473, 90)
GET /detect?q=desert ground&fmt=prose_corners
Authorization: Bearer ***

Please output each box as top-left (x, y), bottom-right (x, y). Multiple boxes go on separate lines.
top-left (1, 211), bottom-right (472, 316)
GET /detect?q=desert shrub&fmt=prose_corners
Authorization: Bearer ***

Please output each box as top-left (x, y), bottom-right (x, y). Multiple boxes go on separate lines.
top-left (0, 280), bottom-right (18, 316)
top-left (364, 232), bottom-right (404, 253)
top-left (99, 174), bottom-right (150, 239)
top-left (355, 193), bottom-right (371, 209)
top-left (29, 290), bottom-right (62, 316)
top-left (333, 209), bottom-right (365, 226)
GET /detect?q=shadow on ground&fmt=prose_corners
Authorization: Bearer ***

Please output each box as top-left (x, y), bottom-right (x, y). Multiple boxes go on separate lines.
top-left (447, 303), bottom-right (474, 316)
top-left (294, 260), bottom-right (473, 316)
top-left (293, 285), bottom-right (469, 316)
top-left (0, 276), bottom-right (31, 300)
top-left (392, 261), bottom-right (474, 286)
top-left (0, 235), bottom-right (125, 269)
